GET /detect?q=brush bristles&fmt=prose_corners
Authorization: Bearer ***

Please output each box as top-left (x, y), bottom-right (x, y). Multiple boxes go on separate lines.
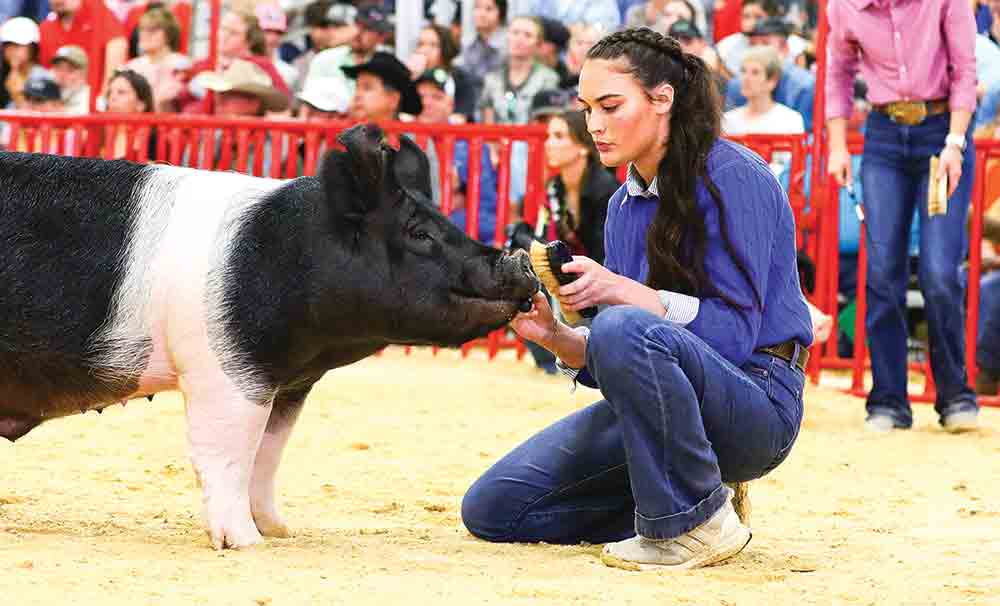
top-left (528, 241), bottom-right (583, 324)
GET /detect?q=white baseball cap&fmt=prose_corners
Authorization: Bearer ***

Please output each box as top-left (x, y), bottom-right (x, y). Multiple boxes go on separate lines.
top-left (0, 17), bottom-right (40, 45)
top-left (297, 76), bottom-right (350, 113)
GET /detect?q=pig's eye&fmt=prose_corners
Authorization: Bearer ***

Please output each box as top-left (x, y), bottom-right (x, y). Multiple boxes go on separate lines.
top-left (412, 230), bottom-right (432, 241)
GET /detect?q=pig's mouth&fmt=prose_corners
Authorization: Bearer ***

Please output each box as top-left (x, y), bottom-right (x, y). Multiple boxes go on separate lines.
top-left (448, 289), bottom-right (535, 324)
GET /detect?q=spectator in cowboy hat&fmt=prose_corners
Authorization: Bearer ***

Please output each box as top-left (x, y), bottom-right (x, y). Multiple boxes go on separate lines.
top-left (197, 58), bottom-right (290, 117)
top-left (343, 50), bottom-right (421, 122)
top-left (49, 44), bottom-right (90, 114)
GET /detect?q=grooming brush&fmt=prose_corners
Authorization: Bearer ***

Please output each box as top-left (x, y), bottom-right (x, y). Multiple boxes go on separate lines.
top-left (928, 156), bottom-right (948, 217)
top-left (528, 240), bottom-right (598, 325)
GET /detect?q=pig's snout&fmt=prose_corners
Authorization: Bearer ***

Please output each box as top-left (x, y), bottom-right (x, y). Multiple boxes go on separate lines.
top-left (505, 249), bottom-right (540, 297)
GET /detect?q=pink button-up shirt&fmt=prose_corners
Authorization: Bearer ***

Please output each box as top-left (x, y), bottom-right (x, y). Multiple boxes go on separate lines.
top-left (825, 0), bottom-right (977, 120)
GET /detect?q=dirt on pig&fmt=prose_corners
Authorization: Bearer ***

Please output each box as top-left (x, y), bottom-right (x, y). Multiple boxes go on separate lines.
top-left (2, 347), bottom-right (998, 606)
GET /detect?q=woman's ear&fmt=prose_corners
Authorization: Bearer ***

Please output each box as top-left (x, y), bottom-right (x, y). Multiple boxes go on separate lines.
top-left (650, 83), bottom-right (674, 115)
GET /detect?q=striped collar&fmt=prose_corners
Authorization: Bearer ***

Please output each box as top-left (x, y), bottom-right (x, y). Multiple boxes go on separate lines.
top-left (624, 164), bottom-right (659, 199)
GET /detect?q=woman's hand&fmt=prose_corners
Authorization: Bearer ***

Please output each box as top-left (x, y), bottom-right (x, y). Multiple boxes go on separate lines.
top-left (510, 292), bottom-right (561, 346)
top-left (558, 256), bottom-right (624, 310)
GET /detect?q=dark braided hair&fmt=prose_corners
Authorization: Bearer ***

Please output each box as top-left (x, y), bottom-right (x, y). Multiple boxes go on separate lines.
top-left (586, 27), bottom-right (760, 308)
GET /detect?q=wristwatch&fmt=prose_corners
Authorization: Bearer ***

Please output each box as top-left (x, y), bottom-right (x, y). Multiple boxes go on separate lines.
top-left (945, 133), bottom-right (966, 151)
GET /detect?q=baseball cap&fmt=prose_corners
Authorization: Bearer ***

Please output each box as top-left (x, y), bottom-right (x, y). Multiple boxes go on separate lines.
top-left (297, 76), bottom-right (351, 113)
top-left (414, 68), bottom-right (456, 98)
top-left (51, 45), bottom-right (88, 70)
top-left (23, 76), bottom-right (61, 102)
top-left (255, 3), bottom-right (287, 33)
top-left (668, 20), bottom-right (702, 41)
top-left (342, 51), bottom-right (421, 115)
top-left (750, 16), bottom-right (790, 37)
top-left (325, 3), bottom-right (357, 26)
top-left (356, 6), bottom-right (392, 35)
top-left (0, 16), bottom-right (40, 45)
top-left (530, 88), bottom-right (571, 120)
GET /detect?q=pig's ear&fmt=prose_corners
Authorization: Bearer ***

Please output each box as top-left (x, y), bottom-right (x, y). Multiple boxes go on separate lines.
top-left (334, 123), bottom-right (389, 199)
top-left (391, 136), bottom-right (433, 200)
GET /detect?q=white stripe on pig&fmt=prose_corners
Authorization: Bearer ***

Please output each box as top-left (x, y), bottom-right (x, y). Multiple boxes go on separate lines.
top-left (90, 165), bottom-right (285, 403)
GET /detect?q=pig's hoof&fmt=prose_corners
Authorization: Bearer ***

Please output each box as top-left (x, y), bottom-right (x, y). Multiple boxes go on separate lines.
top-left (209, 521), bottom-right (264, 550)
top-left (253, 513), bottom-right (292, 538)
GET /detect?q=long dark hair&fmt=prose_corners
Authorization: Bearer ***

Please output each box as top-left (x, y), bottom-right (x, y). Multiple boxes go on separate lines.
top-left (423, 24), bottom-right (459, 69)
top-left (586, 27), bottom-right (759, 307)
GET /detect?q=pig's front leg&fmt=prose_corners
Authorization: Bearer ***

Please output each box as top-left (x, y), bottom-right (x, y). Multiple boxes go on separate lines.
top-left (183, 377), bottom-right (276, 550)
top-left (250, 380), bottom-right (317, 538)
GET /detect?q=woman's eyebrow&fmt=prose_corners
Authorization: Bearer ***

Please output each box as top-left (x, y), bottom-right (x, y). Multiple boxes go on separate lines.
top-left (578, 93), bottom-right (623, 106)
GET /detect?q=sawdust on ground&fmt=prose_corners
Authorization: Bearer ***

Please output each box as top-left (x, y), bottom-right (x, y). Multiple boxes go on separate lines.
top-left (2, 348), bottom-right (999, 606)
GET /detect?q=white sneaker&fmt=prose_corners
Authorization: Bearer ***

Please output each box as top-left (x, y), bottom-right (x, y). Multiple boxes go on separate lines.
top-left (864, 414), bottom-right (895, 433)
top-left (600, 500), bottom-right (751, 571)
top-left (942, 410), bottom-right (979, 433)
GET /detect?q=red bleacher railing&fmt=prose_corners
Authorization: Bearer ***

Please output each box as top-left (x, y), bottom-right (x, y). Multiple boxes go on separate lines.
top-left (1, 111), bottom-right (996, 406)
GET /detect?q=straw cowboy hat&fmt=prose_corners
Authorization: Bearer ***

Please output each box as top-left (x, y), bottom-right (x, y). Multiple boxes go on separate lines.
top-left (196, 59), bottom-right (289, 112)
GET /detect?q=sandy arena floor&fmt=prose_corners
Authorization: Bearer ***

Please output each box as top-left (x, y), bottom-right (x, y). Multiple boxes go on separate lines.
top-left (2, 347), bottom-right (999, 606)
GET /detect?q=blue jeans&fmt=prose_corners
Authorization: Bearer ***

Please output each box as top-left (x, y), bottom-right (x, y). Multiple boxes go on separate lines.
top-left (978, 272), bottom-right (1000, 373)
top-left (461, 306), bottom-right (804, 543)
top-left (860, 112), bottom-right (978, 427)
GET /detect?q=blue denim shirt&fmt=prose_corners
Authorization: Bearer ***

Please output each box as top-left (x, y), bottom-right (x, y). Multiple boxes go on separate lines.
top-left (573, 138), bottom-right (813, 388)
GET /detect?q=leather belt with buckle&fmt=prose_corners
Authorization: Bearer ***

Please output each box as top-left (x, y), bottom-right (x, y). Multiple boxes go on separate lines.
top-left (873, 99), bottom-right (949, 126)
top-left (757, 341), bottom-right (809, 373)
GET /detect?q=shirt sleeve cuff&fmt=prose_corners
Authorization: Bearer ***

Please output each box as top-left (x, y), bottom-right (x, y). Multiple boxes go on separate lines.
top-left (659, 290), bottom-right (700, 326)
top-left (555, 326), bottom-right (590, 388)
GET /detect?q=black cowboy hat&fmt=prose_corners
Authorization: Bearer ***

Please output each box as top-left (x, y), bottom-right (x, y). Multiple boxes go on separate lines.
top-left (342, 51), bottom-right (422, 116)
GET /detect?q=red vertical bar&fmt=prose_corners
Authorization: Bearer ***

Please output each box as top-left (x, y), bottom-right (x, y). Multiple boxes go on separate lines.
top-left (269, 131), bottom-right (283, 179)
top-left (235, 128), bottom-right (251, 173)
top-left (198, 128), bottom-right (213, 169)
top-left (966, 147), bottom-right (988, 386)
top-left (304, 130), bottom-right (320, 176)
top-left (135, 126), bottom-right (150, 163)
top-left (496, 138), bottom-right (512, 231)
top-left (218, 128), bottom-right (234, 170)
top-left (439, 135), bottom-right (455, 216)
top-left (285, 131), bottom-right (300, 178)
top-left (168, 128), bottom-right (185, 166)
top-left (253, 129), bottom-right (266, 176)
top-left (467, 137), bottom-right (485, 239)
top-left (155, 125), bottom-right (168, 162)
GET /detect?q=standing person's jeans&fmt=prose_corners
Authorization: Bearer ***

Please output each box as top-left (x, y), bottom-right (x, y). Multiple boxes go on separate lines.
top-left (461, 306), bottom-right (804, 544)
top-left (860, 111), bottom-right (978, 427)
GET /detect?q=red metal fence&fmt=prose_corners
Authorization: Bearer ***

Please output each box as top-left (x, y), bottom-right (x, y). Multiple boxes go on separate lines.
top-left (1, 112), bottom-right (996, 406)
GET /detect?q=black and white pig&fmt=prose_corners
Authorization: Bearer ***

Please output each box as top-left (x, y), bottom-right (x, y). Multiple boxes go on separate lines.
top-left (0, 124), bottom-right (538, 549)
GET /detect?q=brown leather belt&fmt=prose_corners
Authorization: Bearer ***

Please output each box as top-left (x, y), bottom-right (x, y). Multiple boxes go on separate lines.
top-left (757, 341), bottom-right (809, 373)
top-left (872, 99), bottom-right (949, 126)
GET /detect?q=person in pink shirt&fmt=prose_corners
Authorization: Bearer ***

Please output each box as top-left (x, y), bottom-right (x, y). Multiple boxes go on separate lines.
top-left (825, 0), bottom-right (979, 433)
